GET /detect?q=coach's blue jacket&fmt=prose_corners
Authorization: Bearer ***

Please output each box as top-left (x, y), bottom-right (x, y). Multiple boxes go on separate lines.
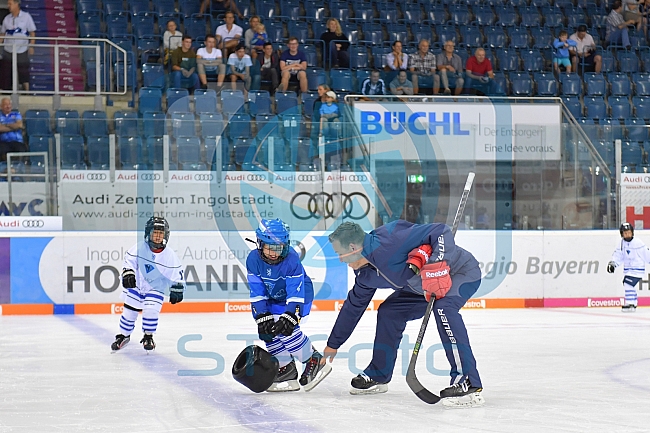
top-left (327, 220), bottom-right (479, 349)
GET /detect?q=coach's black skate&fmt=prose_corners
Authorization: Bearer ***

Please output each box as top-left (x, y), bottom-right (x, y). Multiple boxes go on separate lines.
top-left (140, 333), bottom-right (155, 351)
top-left (349, 373), bottom-right (388, 395)
top-left (622, 304), bottom-right (637, 312)
top-left (267, 361), bottom-right (300, 392)
top-left (440, 378), bottom-right (485, 408)
top-left (299, 350), bottom-right (332, 392)
top-left (111, 334), bottom-right (130, 351)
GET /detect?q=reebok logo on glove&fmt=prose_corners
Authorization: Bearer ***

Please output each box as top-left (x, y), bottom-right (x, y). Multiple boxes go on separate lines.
top-left (425, 269), bottom-right (449, 278)
top-left (421, 261), bottom-right (452, 302)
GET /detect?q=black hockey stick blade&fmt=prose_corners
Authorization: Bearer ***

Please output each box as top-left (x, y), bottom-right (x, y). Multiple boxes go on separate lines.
top-left (405, 172), bottom-right (475, 404)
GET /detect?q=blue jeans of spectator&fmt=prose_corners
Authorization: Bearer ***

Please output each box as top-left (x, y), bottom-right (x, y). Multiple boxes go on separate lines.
top-left (465, 77), bottom-right (494, 96)
top-left (607, 28), bottom-right (631, 47)
top-left (171, 70), bottom-right (200, 90)
top-left (329, 47), bottom-right (349, 68)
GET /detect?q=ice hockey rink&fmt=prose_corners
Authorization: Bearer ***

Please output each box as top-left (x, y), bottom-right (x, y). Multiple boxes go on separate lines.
top-left (1, 307), bottom-right (649, 433)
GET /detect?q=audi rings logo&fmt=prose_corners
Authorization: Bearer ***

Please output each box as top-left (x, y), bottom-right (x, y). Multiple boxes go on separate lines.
top-left (246, 174), bottom-right (267, 182)
top-left (347, 175), bottom-right (367, 182)
top-left (86, 173), bottom-right (107, 181)
top-left (140, 173), bottom-right (161, 181)
top-left (290, 192), bottom-right (371, 220)
top-left (297, 174), bottom-right (321, 182)
top-left (194, 174), bottom-right (213, 181)
top-left (22, 219), bottom-right (45, 228)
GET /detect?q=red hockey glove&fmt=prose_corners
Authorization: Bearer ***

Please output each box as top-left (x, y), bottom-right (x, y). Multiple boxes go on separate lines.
top-left (406, 244), bottom-right (433, 275)
top-left (421, 261), bottom-right (452, 302)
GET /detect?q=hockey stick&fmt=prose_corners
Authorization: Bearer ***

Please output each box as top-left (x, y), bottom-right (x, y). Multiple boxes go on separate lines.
top-left (406, 172), bottom-right (475, 405)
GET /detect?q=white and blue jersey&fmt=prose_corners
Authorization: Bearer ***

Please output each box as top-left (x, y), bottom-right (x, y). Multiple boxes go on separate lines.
top-left (246, 248), bottom-right (314, 318)
top-left (611, 237), bottom-right (650, 279)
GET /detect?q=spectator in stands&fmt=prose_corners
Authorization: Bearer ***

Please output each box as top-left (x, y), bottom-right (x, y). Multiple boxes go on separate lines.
top-left (279, 36), bottom-right (308, 94)
top-left (553, 30), bottom-right (577, 74)
top-left (624, 0), bottom-right (646, 36)
top-left (0, 0), bottom-right (36, 91)
top-left (244, 16), bottom-right (261, 52)
top-left (319, 90), bottom-right (340, 138)
top-left (216, 11), bottom-right (243, 59)
top-left (389, 70), bottom-right (414, 96)
top-left (163, 20), bottom-right (183, 66)
top-left (436, 40), bottom-right (464, 96)
top-left (171, 35), bottom-right (200, 93)
top-left (197, 34), bottom-right (226, 90)
top-left (570, 25), bottom-right (602, 73)
top-left (313, 83), bottom-right (331, 117)
top-left (0, 97), bottom-right (27, 163)
top-left (251, 41), bottom-right (279, 92)
top-left (200, 0), bottom-right (244, 20)
top-left (227, 43), bottom-right (252, 96)
top-left (606, 1), bottom-right (634, 48)
top-left (409, 39), bottom-right (438, 95)
top-left (320, 18), bottom-right (350, 69)
top-left (464, 48), bottom-right (494, 96)
top-left (360, 70), bottom-right (387, 98)
top-left (251, 22), bottom-right (268, 56)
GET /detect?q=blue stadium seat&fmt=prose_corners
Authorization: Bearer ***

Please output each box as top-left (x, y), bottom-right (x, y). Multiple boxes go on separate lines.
top-left (60, 135), bottom-right (87, 169)
top-left (104, 0), bottom-right (127, 15)
top-left (119, 136), bottom-right (145, 170)
top-left (496, 48), bottom-right (520, 71)
top-left (521, 49), bottom-right (544, 72)
top-left (559, 73), bottom-right (582, 96)
top-left (280, 0), bottom-right (301, 18)
top-left (154, 0), bottom-right (176, 16)
top-left (301, 44), bottom-right (318, 67)
top-left (541, 7), bottom-right (564, 29)
top-left (24, 109), bottom-right (51, 136)
top-left (301, 92), bottom-right (319, 118)
top-left (55, 110), bottom-right (81, 136)
top-left (508, 27), bottom-right (531, 49)
top-left (633, 72), bottom-right (650, 95)
top-left (245, 90), bottom-right (271, 116)
top-left (138, 36), bottom-right (162, 64)
top-left (600, 51), bottom-right (616, 73)
top-left (622, 141), bottom-right (644, 172)
top-left (142, 111), bottom-right (166, 137)
top-left (166, 88), bottom-right (191, 113)
top-left (387, 23), bottom-right (409, 44)
top-left (354, 5), bottom-right (375, 21)
top-left (220, 89), bottom-right (245, 115)
top-left (608, 72), bottom-right (631, 96)
top-left (584, 96), bottom-right (607, 119)
top-left (139, 87), bottom-right (163, 114)
top-left (609, 96), bottom-right (631, 119)
top-left (86, 136), bottom-right (110, 169)
top-left (106, 12), bottom-right (130, 38)
top-left (234, 137), bottom-right (263, 170)
top-left (133, 14), bottom-right (156, 39)
top-left (329, 68), bottom-right (354, 92)
top-left (460, 26), bottom-right (483, 48)
top-left (530, 26), bottom-right (553, 49)
top-left (566, 7), bottom-right (587, 28)
top-left (495, 6), bottom-right (518, 27)
top-left (577, 117), bottom-right (598, 142)
top-left (403, 4), bottom-right (423, 22)
top-left (82, 110), bottom-right (108, 137)
top-left (618, 51), bottom-right (640, 73)
top-left (256, 0), bottom-right (276, 19)
top-left (633, 96), bottom-right (650, 119)
top-left (371, 46), bottom-right (391, 69)
top-left (184, 16), bottom-right (208, 40)
top-left (28, 135), bottom-right (52, 154)
top-left (426, 4), bottom-right (448, 25)
top-left (520, 7), bottom-right (540, 27)
top-left (534, 72), bottom-right (557, 96)
top-left (377, 2), bottom-right (397, 22)
top-left (256, 114), bottom-right (281, 138)
top-left (229, 113), bottom-right (252, 138)
top-left (199, 113), bottom-right (225, 138)
top-left (130, 0), bottom-right (151, 16)
top-left (485, 27), bottom-right (507, 49)
top-left (170, 112), bottom-right (196, 138)
top-left (115, 58), bottom-right (136, 89)
top-left (281, 113), bottom-right (305, 140)
top-left (473, 5), bottom-right (495, 26)
top-left (436, 25), bottom-right (458, 45)
top-left (193, 89), bottom-right (218, 114)
top-left (177, 136), bottom-right (205, 170)
top-left (306, 67), bottom-right (327, 91)
top-left (509, 72), bottom-right (533, 96)
top-left (584, 73), bottom-right (606, 96)
top-left (202, 135), bottom-right (234, 170)
top-left (562, 96), bottom-right (583, 118)
top-left (491, 71), bottom-right (508, 96)
top-left (625, 118), bottom-right (648, 142)
top-left (287, 21), bottom-right (309, 44)
top-left (114, 111), bottom-right (139, 136)
top-left (349, 45), bottom-right (369, 69)
top-left (275, 91), bottom-right (299, 114)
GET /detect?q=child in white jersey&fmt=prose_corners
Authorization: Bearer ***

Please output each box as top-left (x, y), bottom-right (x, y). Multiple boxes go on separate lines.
top-left (607, 222), bottom-right (650, 312)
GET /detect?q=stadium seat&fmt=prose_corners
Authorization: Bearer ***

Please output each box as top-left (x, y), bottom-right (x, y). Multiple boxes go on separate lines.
top-left (166, 88), bottom-right (190, 113)
top-left (426, 4), bottom-right (448, 25)
top-left (496, 48), bottom-right (520, 71)
top-left (60, 135), bottom-right (87, 169)
top-left (562, 96), bottom-right (583, 118)
top-left (281, 113), bottom-right (305, 140)
top-left (138, 87), bottom-right (163, 114)
top-left (306, 67), bottom-right (327, 91)
top-left (234, 137), bottom-right (263, 170)
top-left (256, 114), bottom-right (281, 138)
top-left (521, 49), bottom-right (544, 72)
top-left (584, 96), bottom-right (607, 119)
top-left (600, 51), bottom-right (616, 73)
top-left (143, 111), bottom-right (166, 137)
top-left (87, 136), bottom-right (110, 169)
top-left (633, 72), bottom-right (650, 96)
top-left (618, 51), bottom-right (640, 73)
top-left (24, 109), bottom-right (51, 136)
top-left (495, 6), bottom-right (518, 27)
top-left (55, 110), bottom-right (81, 136)
top-left (633, 96), bottom-right (650, 119)
top-left (473, 5), bottom-right (495, 26)
top-left (220, 89), bottom-right (245, 115)
top-left (436, 25), bottom-right (458, 45)
top-left (177, 136), bottom-right (205, 170)
top-left (599, 117), bottom-right (624, 142)
top-left (247, 90), bottom-right (272, 116)
top-left (520, 7), bottom-right (541, 27)
top-left (533, 72), bottom-right (557, 96)
top-left (577, 117), bottom-right (599, 143)
top-left (28, 135), bottom-right (52, 154)
top-left (371, 46), bottom-right (391, 69)
top-left (349, 45), bottom-right (369, 69)
top-left (491, 72), bottom-right (508, 96)
top-left (170, 112), bottom-right (196, 138)
top-left (288, 21), bottom-right (309, 43)
top-left (329, 68), bottom-right (354, 92)
top-left (275, 91), bottom-right (299, 115)
top-left (608, 72), bottom-right (631, 96)
top-left (508, 27), bottom-right (531, 49)
top-left (301, 92), bottom-right (320, 118)
top-left (82, 111), bottom-right (108, 137)
top-left (228, 113), bottom-right (252, 138)
top-left (194, 89), bottom-right (218, 114)
top-left (509, 72), bottom-right (533, 96)
top-left (460, 26), bottom-right (483, 48)
top-left (609, 96), bottom-right (631, 119)
top-left (625, 118), bottom-right (648, 142)
top-left (584, 73), bottom-right (606, 96)
top-left (199, 113), bottom-right (225, 138)
top-left (559, 73), bottom-right (582, 96)
top-left (203, 136), bottom-right (234, 170)
top-left (118, 136), bottom-right (145, 170)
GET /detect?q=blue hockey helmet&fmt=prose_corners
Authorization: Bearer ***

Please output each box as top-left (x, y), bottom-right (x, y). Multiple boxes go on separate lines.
top-left (145, 216), bottom-right (170, 251)
top-left (256, 218), bottom-right (290, 264)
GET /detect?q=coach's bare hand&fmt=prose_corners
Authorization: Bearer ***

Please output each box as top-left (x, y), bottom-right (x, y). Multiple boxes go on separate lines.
top-left (321, 346), bottom-right (337, 365)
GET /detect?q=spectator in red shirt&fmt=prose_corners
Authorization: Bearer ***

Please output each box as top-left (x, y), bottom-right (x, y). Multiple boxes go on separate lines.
top-left (464, 48), bottom-right (495, 96)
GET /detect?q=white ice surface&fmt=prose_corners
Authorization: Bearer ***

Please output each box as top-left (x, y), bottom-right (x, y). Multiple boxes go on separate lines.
top-left (1, 307), bottom-right (649, 433)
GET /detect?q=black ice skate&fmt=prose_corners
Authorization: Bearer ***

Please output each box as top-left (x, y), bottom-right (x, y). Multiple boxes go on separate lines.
top-left (140, 333), bottom-right (156, 351)
top-left (349, 373), bottom-right (388, 395)
top-left (299, 351), bottom-right (332, 392)
top-left (266, 361), bottom-right (300, 392)
top-left (622, 304), bottom-right (637, 313)
top-left (111, 334), bottom-right (130, 351)
top-left (440, 378), bottom-right (485, 408)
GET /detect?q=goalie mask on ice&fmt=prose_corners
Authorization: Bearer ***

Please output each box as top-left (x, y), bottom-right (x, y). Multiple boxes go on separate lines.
top-left (232, 345), bottom-right (279, 393)
top-left (620, 222), bottom-right (634, 242)
top-left (145, 216), bottom-right (170, 251)
top-left (256, 218), bottom-right (290, 265)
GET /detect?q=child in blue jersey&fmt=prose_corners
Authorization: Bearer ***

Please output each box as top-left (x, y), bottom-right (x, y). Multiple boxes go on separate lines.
top-left (247, 218), bottom-right (332, 392)
top-left (318, 90), bottom-right (340, 138)
top-left (553, 30), bottom-right (578, 73)
top-left (607, 222), bottom-right (650, 312)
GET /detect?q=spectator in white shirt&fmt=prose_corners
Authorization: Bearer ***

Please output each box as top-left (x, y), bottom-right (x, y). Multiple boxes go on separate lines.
top-left (216, 11), bottom-right (243, 59)
top-left (569, 25), bottom-right (602, 73)
top-left (197, 34), bottom-right (226, 89)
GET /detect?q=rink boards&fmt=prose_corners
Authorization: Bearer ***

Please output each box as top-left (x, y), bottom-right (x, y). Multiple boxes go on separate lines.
top-left (0, 230), bottom-right (649, 314)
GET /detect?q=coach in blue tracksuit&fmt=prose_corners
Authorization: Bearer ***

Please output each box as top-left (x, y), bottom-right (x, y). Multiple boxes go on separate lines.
top-left (321, 220), bottom-right (484, 404)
